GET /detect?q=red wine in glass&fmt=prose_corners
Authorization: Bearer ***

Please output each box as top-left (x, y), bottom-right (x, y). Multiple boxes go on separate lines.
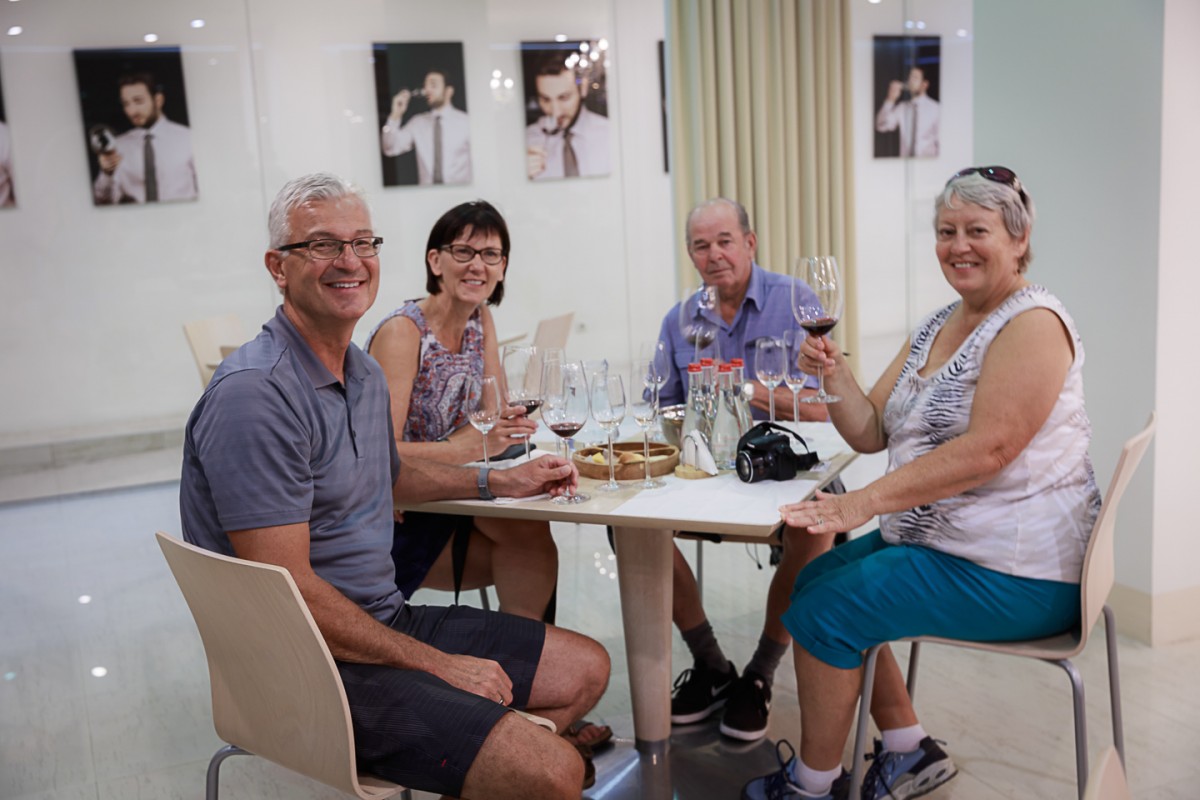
top-left (548, 421), bottom-right (583, 438)
top-left (519, 399), bottom-right (543, 416)
top-left (799, 317), bottom-right (838, 338)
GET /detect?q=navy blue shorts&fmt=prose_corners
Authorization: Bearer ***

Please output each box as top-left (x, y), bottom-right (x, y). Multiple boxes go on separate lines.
top-left (782, 530), bottom-right (1080, 669)
top-left (338, 603), bottom-right (546, 796)
top-left (392, 512), bottom-right (472, 599)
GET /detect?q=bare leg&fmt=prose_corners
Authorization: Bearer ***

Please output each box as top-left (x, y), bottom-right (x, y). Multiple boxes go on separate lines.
top-left (420, 518), bottom-right (558, 620)
top-left (460, 712), bottom-right (584, 800)
top-left (525, 625), bottom-right (611, 733)
top-left (763, 527), bottom-right (835, 643)
top-left (794, 643), bottom-right (919, 771)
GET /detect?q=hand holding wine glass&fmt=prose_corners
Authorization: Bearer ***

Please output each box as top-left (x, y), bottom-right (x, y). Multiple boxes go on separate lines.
top-left (590, 373), bottom-right (626, 492)
top-left (542, 360), bottom-right (590, 504)
top-left (754, 336), bottom-right (785, 422)
top-left (466, 375), bottom-right (502, 467)
top-left (792, 255), bottom-right (845, 404)
top-left (631, 359), bottom-right (663, 489)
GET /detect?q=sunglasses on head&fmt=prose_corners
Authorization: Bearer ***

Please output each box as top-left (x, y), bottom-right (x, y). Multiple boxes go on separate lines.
top-left (948, 165), bottom-right (1028, 205)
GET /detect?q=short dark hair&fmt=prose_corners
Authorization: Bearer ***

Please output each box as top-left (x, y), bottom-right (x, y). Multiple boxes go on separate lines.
top-left (533, 51), bottom-right (576, 81)
top-left (425, 200), bottom-right (510, 306)
top-left (117, 72), bottom-right (160, 96)
top-left (425, 68), bottom-right (451, 87)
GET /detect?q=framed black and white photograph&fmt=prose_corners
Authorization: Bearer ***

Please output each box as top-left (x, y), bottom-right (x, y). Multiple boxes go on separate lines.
top-left (521, 39), bottom-right (612, 181)
top-left (0, 65), bottom-right (15, 208)
top-left (73, 47), bottom-right (198, 205)
top-left (872, 35), bottom-right (941, 159)
top-left (374, 42), bottom-right (471, 188)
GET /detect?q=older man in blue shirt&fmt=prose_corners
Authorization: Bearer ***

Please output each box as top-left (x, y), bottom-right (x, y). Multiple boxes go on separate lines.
top-left (656, 197), bottom-right (836, 742)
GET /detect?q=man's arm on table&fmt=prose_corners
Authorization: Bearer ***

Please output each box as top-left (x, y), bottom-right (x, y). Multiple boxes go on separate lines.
top-left (227, 522), bottom-right (517, 702)
top-left (394, 453), bottom-right (577, 505)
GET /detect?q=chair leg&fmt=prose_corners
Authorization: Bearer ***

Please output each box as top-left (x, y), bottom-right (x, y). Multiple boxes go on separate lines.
top-left (905, 642), bottom-right (922, 703)
top-left (1103, 604), bottom-right (1125, 766)
top-left (1054, 658), bottom-right (1089, 799)
top-left (849, 644), bottom-right (886, 799)
top-left (206, 744), bottom-right (250, 800)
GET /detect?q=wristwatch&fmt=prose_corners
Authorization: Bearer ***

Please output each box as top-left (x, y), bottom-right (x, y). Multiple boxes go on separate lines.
top-left (477, 466), bottom-right (495, 501)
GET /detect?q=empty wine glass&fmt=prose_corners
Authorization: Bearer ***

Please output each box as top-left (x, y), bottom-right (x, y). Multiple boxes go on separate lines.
top-left (754, 336), bottom-right (785, 422)
top-left (542, 360), bottom-right (590, 504)
top-left (782, 328), bottom-right (809, 422)
top-left (639, 339), bottom-right (671, 401)
top-left (792, 256), bottom-right (845, 404)
top-left (466, 374), bottom-right (502, 467)
top-left (502, 344), bottom-right (542, 457)
top-left (679, 284), bottom-right (719, 361)
top-left (590, 373), bottom-right (626, 492)
top-left (631, 360), bottom-right (663, 488)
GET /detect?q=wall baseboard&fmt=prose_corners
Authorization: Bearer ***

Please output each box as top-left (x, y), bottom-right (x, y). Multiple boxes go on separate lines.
top-left (1109, 582), bottom-right (1200, 646)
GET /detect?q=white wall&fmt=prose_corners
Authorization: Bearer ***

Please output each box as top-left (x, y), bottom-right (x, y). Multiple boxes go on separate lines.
top-left (850, 0), bottom-right (973, 381)
top-left (0, 0), bottom-right (673, 442)
top-left (1153, 0), bottom-right (1200, 605)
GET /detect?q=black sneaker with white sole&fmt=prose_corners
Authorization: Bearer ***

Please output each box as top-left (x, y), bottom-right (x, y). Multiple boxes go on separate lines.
top-left (719, 670), bottom-right (772, 741)
top-left (670, 661), bottom-right (737, 724)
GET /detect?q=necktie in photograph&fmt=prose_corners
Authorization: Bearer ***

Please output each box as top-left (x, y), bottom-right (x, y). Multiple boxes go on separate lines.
top-left (432, 116), bottom-right (444, 184)
top-left (144, 132), bottom-right (159, 202)
top-left (907, 104), bottom-right (918, 158)
top-left (563, 130), bottom-right (579, 177)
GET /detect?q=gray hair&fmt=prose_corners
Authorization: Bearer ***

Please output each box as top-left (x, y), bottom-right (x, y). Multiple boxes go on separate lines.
top-left (935, 171), bottom-right (1037, 272)
top-left (267, 172), bottom-right (367, 248)
top-left (684, 197), bottom-right (753, 244)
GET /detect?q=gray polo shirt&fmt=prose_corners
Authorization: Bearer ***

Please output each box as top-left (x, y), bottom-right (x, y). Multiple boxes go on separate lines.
top-left (181, 306), bottom-right (405, 622)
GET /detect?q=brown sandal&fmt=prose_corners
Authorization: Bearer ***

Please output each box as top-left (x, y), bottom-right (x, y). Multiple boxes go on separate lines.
top-left (576, 743), bottom-right (596, 789)
top-left (564, 719), bottom-right (614, 752)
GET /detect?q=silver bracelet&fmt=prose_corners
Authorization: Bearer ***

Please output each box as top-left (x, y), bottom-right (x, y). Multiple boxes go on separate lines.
top-left (477, 466), bottom-right (495, 501)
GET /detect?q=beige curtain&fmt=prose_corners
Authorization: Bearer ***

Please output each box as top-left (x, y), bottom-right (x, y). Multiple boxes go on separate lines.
top-left (666, 0), bottom-right (858, 365)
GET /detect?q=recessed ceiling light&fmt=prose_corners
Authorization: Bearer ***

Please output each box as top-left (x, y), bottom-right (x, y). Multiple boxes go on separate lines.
top-left (554, 34), bottom-right (568, 42)
top-left (6, 25), bottom-right (21, 35)
top-left (190, 19), bottom-right (205, 29)
top-left (91, 666), bottom-right (108, 678)
top-left (144, 33), bottom-right (159, 43)
top-left (956, 28), bottom-right (969, 37)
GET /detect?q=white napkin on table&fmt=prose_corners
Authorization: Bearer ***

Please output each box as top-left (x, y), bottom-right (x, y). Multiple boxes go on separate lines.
top-left (680, 430), bottom-right (719, 475)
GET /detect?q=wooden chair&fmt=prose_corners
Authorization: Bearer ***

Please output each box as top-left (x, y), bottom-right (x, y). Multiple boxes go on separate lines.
top-left (531, 312), bottom-right (574, 353)
top-left (155, 532), bottom-right (411, 800)
top-left (182, 313), bottom-right (246, 388)
top-left (849, 413), bottom-right (1156, 800)
top-left (1083, 746), bottom-right (1131, 800)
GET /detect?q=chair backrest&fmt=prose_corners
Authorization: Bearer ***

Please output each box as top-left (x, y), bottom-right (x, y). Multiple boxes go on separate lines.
top-left (1078, 413), bottom-right (1156, 642)
top-left (182, 313), bottom-right (246, 387)
top-left (156, 532), bottom-right (399, 799)
top-left (531, 312), bottom-right (574, 353)
top-left (1083, 746), bottom-right (1130, 800)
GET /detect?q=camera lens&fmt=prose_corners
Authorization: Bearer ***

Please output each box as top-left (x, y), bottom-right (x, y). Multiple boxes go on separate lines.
top-left (736, 451), bottom-right (758, 483)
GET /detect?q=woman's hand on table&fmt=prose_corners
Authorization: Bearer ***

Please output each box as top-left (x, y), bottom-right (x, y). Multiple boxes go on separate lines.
top-left (493, 454), bottom-right (579, 498)
top-left (780, 489), bottom-right (872, 535)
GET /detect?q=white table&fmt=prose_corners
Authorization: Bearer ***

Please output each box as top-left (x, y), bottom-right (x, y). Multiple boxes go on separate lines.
top-left (398, 422), bottom-right (856, 754)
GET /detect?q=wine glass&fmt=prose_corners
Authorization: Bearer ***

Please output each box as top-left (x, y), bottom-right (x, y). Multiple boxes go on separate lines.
top-left (590, 373), bottom-right (626, 492)
top-left (466, 374), bottom-right (502, 467)
top-left (639, 339), bottom-right (671, 399)
top-left (502, 344), bottom-right (542, 457)
top-left (630, 359), bottom-right (663, 488)
top-left (754, 336), bottom-right (785, 423)
top-left (679, 284), bottom-right (719, 361)
top-left (542, 360), bottom-right (590, 504)
top-left (792, 256), bottom-right (845, 404)
top-left (782, 328), bottom-right (809, 423)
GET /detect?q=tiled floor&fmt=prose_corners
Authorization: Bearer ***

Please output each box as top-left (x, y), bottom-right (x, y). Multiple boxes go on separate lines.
top-left (2, 459), bottom-right (1198, 799)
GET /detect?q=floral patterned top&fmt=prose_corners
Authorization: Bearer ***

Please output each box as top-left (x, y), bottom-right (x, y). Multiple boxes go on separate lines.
top-left (365, 300), bottom-right (485, 443)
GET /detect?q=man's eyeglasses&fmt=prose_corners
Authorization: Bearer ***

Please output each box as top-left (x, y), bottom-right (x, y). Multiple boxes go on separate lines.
top-left (948, 166), bottom-right (1027, 202)
top-left (440, 244), bottom-right (505, 266)
top-left (277, 237), bottom-right (384, 260)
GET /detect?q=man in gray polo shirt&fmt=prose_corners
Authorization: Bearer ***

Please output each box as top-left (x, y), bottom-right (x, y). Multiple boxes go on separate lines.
top-left (181, 172), bottom-right (609, 798)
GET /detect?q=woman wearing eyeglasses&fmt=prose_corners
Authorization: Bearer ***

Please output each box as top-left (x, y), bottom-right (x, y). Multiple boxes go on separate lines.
top-left (743, 168), bottom-right (1101, 800)
top-left (364, 200), bottom-right (560, 624)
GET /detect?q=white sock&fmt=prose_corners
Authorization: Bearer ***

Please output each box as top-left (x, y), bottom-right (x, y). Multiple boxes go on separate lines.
top-left (795, 757), bottom-right (843, 796)
top-left (881, 723), bottom-right (927, 754)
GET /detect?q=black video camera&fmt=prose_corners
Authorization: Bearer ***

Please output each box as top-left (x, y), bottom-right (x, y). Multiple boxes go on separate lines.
top-left (735, 422), bottom-right (819, 483)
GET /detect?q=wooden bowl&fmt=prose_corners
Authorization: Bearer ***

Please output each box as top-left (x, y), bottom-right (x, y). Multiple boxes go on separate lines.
top-left (574, 442), bottom-right (680, 481)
